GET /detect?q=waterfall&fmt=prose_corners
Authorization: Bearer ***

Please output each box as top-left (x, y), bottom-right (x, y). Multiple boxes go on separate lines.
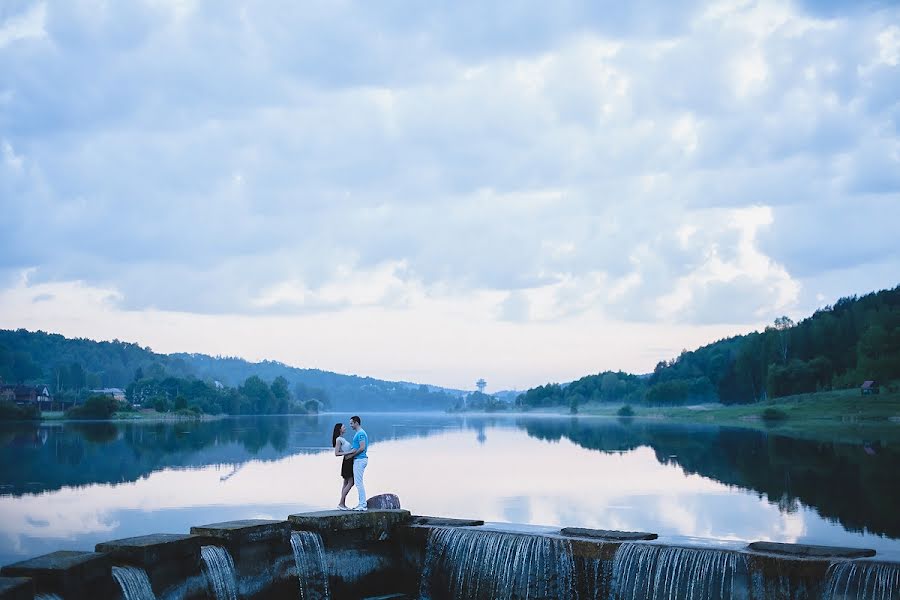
top-left (418, 527), bottom-right (575, 600)
top-left (112, 565), bottom-right (157, 600)
top-left (611, 543), bottom-right (749, 600)
top-left (291, 530), bottom-right (331, 600)
top-left (200, 545), bottom-right (239, 600)
top-left (823, 561), bottom-right (900, 600)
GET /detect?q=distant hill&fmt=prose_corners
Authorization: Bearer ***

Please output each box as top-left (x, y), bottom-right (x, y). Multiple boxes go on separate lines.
top-left (518, 284), bottom-right (900, 409)
top-left (0, 329), bottom-right (464, 411)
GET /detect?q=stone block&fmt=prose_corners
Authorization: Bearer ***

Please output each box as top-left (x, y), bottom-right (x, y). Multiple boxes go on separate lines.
top-left (560, 527), bottom-right (658, 541)
top-left (191, 519), bottom-right (291, 545)
top-left (0, 577), bottom-right (32, 600)
top-left (410, 516), bottom-right (484, 527)
top-left (190, 520), bottom-right (294, 600)
top-left (96, 533), bottom-right (205, 598)
top-left (748, 541), bottom-right (876, 559)
top-left (289, 510), bottom-right (411, 538)
top-left (0, 551), bottom-right (113, 600)
top-left (96, 533), bottom-right (200, 565)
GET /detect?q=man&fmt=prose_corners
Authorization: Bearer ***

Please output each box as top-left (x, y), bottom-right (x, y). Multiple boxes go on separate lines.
top-left (347, 415), bottom-right (369, 511)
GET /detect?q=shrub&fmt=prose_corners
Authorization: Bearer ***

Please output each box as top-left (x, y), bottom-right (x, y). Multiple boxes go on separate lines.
top-left (0, 401), bottom-right (40, 421)
top-left (761, 407), bottom-right (788, 422)
top-left (66, 395), bottom-right (118, 420)
top-left (617, 405), bottom-right (635, 417)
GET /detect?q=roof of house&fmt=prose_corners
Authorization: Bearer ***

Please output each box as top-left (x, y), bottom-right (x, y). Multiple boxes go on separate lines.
top-left (861, 380), bottom-right (878, 388)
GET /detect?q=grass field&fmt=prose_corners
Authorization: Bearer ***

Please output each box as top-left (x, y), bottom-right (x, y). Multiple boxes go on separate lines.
top-left (574, 387), bottom-right (900, 443)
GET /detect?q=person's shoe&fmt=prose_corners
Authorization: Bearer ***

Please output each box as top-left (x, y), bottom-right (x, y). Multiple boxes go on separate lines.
top-left (352, 504), bottom-right (368, 511)
top-left (337, 505), bottom-right (350, 511)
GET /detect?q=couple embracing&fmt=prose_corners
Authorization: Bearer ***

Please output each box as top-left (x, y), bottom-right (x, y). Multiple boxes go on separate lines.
top-left (331, 415), bottom-right (369, 511)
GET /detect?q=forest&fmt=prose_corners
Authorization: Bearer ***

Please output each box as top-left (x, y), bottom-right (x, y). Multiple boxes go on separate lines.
top-left (0, 329), bottom-right (460, 413)
top-left (517, 285), bottom-right (900, 409)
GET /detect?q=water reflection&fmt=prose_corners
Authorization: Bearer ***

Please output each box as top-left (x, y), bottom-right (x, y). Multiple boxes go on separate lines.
top-left (0, 414), bottom-right (898, 566)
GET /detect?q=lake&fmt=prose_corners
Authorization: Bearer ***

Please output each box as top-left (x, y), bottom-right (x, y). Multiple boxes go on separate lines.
top-left (1, 413), bottom-right (899, 567)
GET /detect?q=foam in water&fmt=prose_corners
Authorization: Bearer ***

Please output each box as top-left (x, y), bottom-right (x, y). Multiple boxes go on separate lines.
top-left (611, 543), bottom-right (750, 600)
top-left (112, 565), bottom-right (157, 600)
top-left (200, 545), bottom-right (239, 600)
top-left (291, 530), bottom-right (331, 600)
top-left (35, 595), bottom-right (63, 600)
top-left (418, 527), bottom-right (575, 600)
top-left (823, 561), bottom-right (900, 600)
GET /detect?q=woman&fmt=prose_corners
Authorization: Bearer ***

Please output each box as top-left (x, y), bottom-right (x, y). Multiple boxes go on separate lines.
top-left (332, 422), bottom-right (355, 510)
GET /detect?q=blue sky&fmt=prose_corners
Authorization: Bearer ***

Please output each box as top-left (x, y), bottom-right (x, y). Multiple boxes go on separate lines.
top-left (1, 1), bottom-right (898, 390)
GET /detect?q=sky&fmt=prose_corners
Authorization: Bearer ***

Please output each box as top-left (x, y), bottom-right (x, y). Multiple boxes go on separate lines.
top-left (0, 1), bottom-right (898, 391)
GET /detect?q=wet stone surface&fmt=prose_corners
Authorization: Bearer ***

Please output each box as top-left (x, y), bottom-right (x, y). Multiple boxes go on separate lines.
top-left (560, 527), bottom-right (658, 541)
top-left (96, 533), bottom-right (200, 565)
top-left (190, 519), bottom-right (291, 544)
top-left (289, 509), bottom-right (411, 533)
top-left (748, 541), bottom-right (877, 559)
top-left (410, 516), bottom-right (485, 527)
top-left (0, 577), bottom-right (32, 600)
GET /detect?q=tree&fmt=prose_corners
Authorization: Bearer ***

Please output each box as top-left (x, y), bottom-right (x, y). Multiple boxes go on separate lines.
top-left (239, 376), bottom-right (275, 414)
top-left (600, 372), bottom-right (620, 401)
top-left (11, 351), bottom-right (41, 383)
top-left (772, 316), bottom-right (795, 365)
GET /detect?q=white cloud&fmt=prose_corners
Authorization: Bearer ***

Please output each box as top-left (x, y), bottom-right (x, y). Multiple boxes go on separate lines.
top-left (0, 3), bottom-right (46, 48)
top-left (0, 0), bottom-right (898, 385)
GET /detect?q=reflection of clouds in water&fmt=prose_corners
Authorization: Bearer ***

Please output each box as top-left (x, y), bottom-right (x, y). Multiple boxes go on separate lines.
top-left (501, 496), bottom-right (531, 524)
top-left (1, 423), bottom-right (899, 565)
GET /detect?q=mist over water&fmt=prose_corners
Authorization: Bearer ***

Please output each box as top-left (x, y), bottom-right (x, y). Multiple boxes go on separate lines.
top-left (1, 414), bottom-right (898, 567)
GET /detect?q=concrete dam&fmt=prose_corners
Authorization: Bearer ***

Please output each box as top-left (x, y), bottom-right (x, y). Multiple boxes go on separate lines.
top-left (1, 496), bottom-right (898, 599)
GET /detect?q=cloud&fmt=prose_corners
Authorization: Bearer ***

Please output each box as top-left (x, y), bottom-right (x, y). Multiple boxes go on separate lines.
top-left (0, 0), bottom-right (898, 332)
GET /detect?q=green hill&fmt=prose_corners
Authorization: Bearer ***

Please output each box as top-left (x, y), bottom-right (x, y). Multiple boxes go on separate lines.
top-left (519, 284), bottom-right (900, 409)
top-left (0, 329), bottom-right (462, 411)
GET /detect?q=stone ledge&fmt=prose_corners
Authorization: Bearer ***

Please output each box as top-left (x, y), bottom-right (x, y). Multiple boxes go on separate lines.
top-left (190, 519), bottom-right (291, 544)
top-left (96, 533), bottom-right (201, 565)
top-left (560, 527), bottom-right (658, 541)
top-left (748, 541), bottom-right (876, 559)
top-left (0, 551), bottom-right (110, 591)
top-left (0, 577), bottom-right (33, 600)
top-left (289, 509), bottom-right (411, 533)
top-left (410, 516), bottom-right (484, 527)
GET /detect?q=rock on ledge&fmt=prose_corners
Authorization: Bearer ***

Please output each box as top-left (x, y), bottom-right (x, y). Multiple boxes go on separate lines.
top-left (367, 494), bottom-right (402, 509)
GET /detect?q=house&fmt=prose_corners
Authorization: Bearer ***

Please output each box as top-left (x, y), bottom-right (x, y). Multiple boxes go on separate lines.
top-left (861, 381), bottom-right (880, 395)
top-left (0, 384), bottom-right (51, 404)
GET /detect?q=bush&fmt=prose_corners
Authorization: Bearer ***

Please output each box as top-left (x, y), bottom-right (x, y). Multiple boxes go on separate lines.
top-left (66, 395), bottom-right (119, 420)
top-left (761, 407), bottom-right (788, 422)
top-left (617, 405), bottom-right (635, 417)
top-left (0, 401), bottom-right (40, 421)
top-left (175, 407), bottom-right (201, 419)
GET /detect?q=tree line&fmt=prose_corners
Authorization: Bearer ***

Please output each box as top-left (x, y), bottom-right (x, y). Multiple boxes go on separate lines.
top-left (518, 285), bottom-right (900, 409)
top-left (0, 328), bottom-right (459, 411)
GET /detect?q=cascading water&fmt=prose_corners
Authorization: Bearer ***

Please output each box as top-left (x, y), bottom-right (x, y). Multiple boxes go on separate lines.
top-left (290, 530), bottom-right (331, 600)
top-left (35, 594), bottom-right (63, 600)
top-left (823, 561), bottom-right (900, 600)
top-left (200, 545), bottom-right (239, 600)
top-left (418, 527), bottom-right (575, 600)
top-left (611, 543), bottom-right (750, 600)
top-left (112, 565), bottom-right (157, 600)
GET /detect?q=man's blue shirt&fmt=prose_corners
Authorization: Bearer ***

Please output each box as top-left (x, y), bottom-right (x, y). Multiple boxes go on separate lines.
top-left (352, 428), bottom-right (368, 459)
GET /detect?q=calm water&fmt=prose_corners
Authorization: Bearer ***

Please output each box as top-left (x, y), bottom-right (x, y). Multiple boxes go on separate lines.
top-left (1, 413), bottom-right (898, 566)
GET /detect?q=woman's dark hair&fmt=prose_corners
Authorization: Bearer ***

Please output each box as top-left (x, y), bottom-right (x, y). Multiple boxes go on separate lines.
top-left (331, 423), bottom-right (343, 448)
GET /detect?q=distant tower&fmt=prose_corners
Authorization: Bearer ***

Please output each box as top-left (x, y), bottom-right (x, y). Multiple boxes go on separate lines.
top-left (476, 378), bottom-right (487, 394)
